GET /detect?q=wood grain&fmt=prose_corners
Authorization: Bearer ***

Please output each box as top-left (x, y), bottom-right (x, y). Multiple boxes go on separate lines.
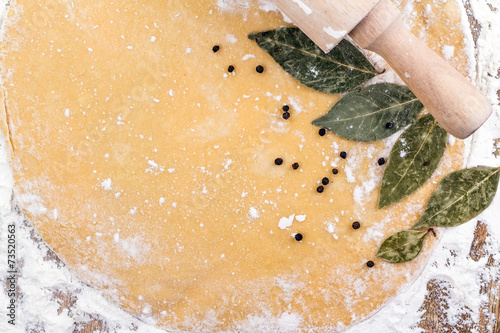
top-left (272, 0), bottom-right (380, 52)
top-left (418, 279), bottom-right (476, 332)
top-left (10, 211), bottom-right (111, 333)
top-left (417, 220), bottom-right (500, 333)
top-left (471, 221), bottom-right (500, 333)
top-left (469, 220), bottom-right (489, 262)
top-left (494, 139), bottom-right (500, 158)
top-left (477, 255), bottom-right (500, 333)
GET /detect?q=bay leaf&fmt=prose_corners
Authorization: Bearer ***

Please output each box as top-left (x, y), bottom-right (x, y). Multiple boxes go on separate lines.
top-left (412, 166), bottom-right (500, 229)
top-left (376, 229), bottom-right (429, 263)
top-left (248, 27), bottom-right (377, 94)
top-left (378, 114), bottom-right (447, 209)
top-left (311, 83), bottom-right (424, 141)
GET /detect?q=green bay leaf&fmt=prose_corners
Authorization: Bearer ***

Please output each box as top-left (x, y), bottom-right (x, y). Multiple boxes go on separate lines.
top-left (378, 114), bottom-right (447, 209)
top-left (376, 229), bottom-right (429, 263)
top-left (312, 83), bottom-right (424, 141)
top-left (412, 166), bottom-right (500, 229)
top-left (248, 27), bottom-right (377, 94)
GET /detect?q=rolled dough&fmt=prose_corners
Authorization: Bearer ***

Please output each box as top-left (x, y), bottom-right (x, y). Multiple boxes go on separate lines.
top-left (0, 0), bottom-right (467, 331)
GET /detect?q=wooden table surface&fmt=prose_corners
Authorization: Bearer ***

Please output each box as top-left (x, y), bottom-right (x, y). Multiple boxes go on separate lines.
top-left (3, 1), bottom-right (500, 332)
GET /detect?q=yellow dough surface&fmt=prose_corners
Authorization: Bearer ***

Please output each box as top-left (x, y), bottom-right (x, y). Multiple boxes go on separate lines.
top-left (0, 0), bottom-right (467, 331)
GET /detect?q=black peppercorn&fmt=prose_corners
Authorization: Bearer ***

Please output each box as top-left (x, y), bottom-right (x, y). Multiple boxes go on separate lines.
top-left (316, 185), bottom-right (324, 193)
top-left (256, 65), bottom-right (264, 73)
top-left (282, 112), bottom-right (291, 120)
top-left (352, 221), bottom-right (361, 230)
top-left (378, 158), bottom-right (386, 166)
top-left (386, 122), bottom-right (394, 129)
top-left (366, 261), bottom-right (375, 268)
top-left (319, 128), bottom-right (326, 136)
top-left (340, 151), bottom-right (347, 159)
top-left (212, 45), bottom-right (220, 53)
top-left (332, 168), bottom-right (339, 175)
top-left (292, 163), bottom-right (300, 170)
top-left (295, 233), bottom-right (303, 241)
top-left (274, 158), bottom-right (284, 166)
top-left (322, 177), bottom-right (329, 185)
top-left (282, 105), bottom-right (290, 112)
top-left (423, 160), bottom-right (431, 166)
top-left (228, 65), bottom-right (235, 73)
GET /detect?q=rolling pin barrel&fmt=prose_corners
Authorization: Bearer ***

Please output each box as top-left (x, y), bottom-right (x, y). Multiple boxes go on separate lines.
top-left (350, 0), bottom-right (492, 139)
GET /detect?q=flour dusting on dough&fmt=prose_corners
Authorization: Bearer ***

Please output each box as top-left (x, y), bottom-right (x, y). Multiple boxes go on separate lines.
top-left (323, 27), bottom-right (347, 39)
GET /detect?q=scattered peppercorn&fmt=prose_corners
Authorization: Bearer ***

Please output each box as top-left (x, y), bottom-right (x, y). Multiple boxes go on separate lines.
top-left (316, 185), bottom-right (324, 193)
top-left (332, 168), bottom-right (339, 175)
top-left (292, 162), bottom-right (300, 170)
top-left (228, 65), bottom-right (235, 73)
top-left (282, 112), bottom-right (291, 120)
top-left (352, 221), bottom-right (361, 230)
top-left (340, 151), bottom-right (347, 159)
top-left (212, 45), bottom-right (220, 53)
top-left (256, 65), bottom-right (264, 73)
top-left (295, 233), bottom-right (303, 241)
top-left (423, 160), bottom-right (431, 166)
top-left (282, 105), bottom-right (290, 112)
top-left (274, 158), bottom-right (284, 166)
top-left (366, 261), bottom-right (375, 268)
top-left (378, 158), bottom-right (386, 166)
top-left (319, 128), bottom-right (326, 136)
top-left (322, 177), bottom-right (329, 185)
top-left (386, 122), bottom-right (394, 129)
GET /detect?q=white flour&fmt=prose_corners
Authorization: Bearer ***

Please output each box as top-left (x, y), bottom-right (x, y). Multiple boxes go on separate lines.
top-left (0, 0), bottom-right (499, 332)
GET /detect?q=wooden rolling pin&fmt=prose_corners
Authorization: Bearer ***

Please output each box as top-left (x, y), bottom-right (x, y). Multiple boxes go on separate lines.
top-left (273, 0), bottom-right (492, 139)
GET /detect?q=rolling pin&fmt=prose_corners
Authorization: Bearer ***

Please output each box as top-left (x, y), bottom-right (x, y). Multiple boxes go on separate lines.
top-left (273, 0), bottom-right (492, 139)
